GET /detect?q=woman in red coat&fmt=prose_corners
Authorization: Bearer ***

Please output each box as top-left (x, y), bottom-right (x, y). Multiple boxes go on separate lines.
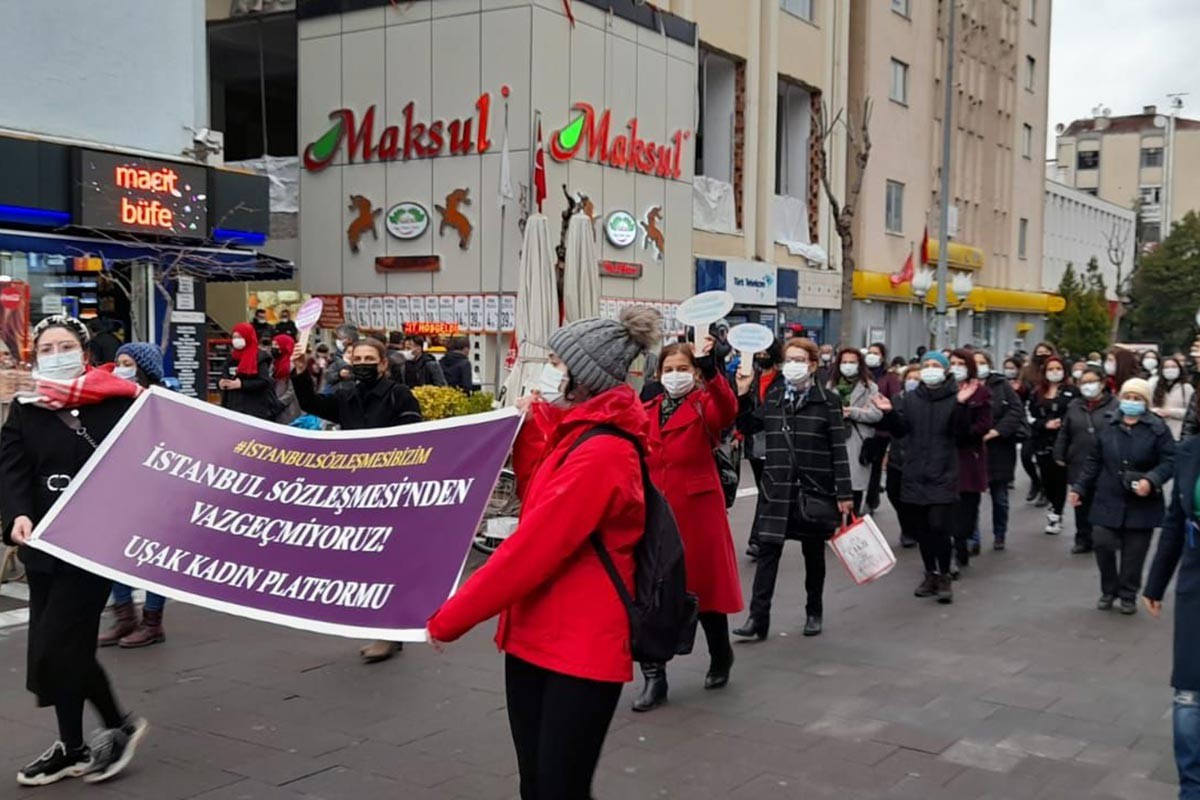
top-left (632, 338), bottom-right (743, 712)
top-left (428, 307), bottom-right (660, 800)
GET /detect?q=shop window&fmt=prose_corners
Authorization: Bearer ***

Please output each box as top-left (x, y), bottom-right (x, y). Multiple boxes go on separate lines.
top-left (1018, 217), bottom-right (1029, 259)
top-left (885, 180), bottom-right (904, 234)
top-left (781, 0), bottom-right (813, 23)
top-left (208, 14), bottom-right (298, 160)
top-left (1077, 150), bottom-right (1099, 170)
top-left (1141, 147), bottom-right (1164, 168)
top-left (775, 81), bottom-right (812, 197)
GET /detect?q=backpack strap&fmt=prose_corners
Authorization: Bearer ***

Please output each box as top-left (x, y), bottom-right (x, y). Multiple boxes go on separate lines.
top-left (561, 425), bottom-right (646, 616)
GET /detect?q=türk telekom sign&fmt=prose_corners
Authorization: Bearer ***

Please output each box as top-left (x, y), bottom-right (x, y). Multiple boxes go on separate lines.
top-left (303, 90), bottom-right (501, 171)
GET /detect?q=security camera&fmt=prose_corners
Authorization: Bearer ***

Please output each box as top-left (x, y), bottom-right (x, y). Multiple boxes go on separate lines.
top-left (192, 127), bottom-right (212, 144)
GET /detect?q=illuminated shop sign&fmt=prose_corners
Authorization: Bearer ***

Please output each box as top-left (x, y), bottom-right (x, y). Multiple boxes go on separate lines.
top-left (76, 150), bottom-right (208, 238)
top-left (549, 102), bottom-right (689, 178)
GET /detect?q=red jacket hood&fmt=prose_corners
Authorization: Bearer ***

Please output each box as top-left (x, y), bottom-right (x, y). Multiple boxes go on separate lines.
top-left (532, 384), bottom-right (650, 453)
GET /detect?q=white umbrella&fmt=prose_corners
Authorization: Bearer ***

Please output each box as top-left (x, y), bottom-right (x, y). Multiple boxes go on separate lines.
top-left (563, 212), bottom-right (601, 323)
top-left (501, 214), bottom-right (557, 406)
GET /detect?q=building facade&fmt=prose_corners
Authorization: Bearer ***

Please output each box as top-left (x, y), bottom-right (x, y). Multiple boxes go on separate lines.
top-left (845, 0), bottom-right (1060, 358)
top-left (685, 0), bottom-right (848, 343)
top-left (1043, 178), bottom-right (1135, 303)
top-left (1053, 105), bottom-right (1200, 246)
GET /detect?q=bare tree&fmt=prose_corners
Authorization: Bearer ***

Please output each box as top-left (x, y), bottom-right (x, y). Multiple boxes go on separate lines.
top-left (817, 99), bottom-right (873, 346)
top-left (1103, 218), bottom-right (1132, 342)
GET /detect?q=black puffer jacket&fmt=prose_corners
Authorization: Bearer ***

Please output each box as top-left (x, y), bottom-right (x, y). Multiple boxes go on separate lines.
top-left (220, 349), bottom-right (277, 420)
top-left (1074, 412), bottom-right (1175, 530)
top-left (880, 379), bottom-right (971, 506)
top-left (1029, 386), bottom-right (1077, 456)
top-left (293, 371), bottom-right (422, 429)
top-left (440, 351), bottom-right (475, 393)
top-left (1053, 391), bottom-right (1120, 483)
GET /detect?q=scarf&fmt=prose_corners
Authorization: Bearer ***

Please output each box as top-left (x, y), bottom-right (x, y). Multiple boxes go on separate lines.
top-left (659, 392), bottom-right (685, 427)
top-left (836, 377), bottom-right (855, 405)
top-left (18, 366), bottom-right (143, 411)
top-left (273, 333), bottom-right (295, 381)
top-left (231, 322), bottom-right (260, 375)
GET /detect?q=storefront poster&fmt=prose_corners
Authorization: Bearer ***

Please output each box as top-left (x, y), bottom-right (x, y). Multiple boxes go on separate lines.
top-left (468, 296), bottom-right (484, 333)
top-left (454, 296), bottom-right (470, 330)
top-left (29, 390), bottom-right (522, 640)
top-left (424, 296), bottom-right (439, 323)
top-left (500, 296), bottom-right (516, 333)
top-left (484, 296), bottom-right (500, 333)
top-left (341, 297), bottom-right (356, 327)
top-left (396, 296), bottom-right (411, 326)
top-left (356, 297), bottom-right (371, 327)
top-left (383, 296), bottom-right (398, 330)
top-left (438, 296), bottom-right (455, 324)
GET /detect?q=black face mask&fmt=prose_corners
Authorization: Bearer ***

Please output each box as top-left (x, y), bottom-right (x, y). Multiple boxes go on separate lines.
top-left (271, 348), bottom-right (282, 359)
top-left (352, 364), bottom-right (381, 386)
top-left (754, 356), bottom-right (774, 369)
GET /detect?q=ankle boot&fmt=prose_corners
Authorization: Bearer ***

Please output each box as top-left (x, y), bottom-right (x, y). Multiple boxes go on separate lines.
top-left (705, 638), bottom-right (734, 689)
top-left (936, 574), bottom-right (954, 604)
top-left (914, 573), bottom-right (938, 597)
top-left (731, 616), bottom-right (769, 641)
top-left (632, 662), bottom-right (668, 712)
top-left (119, 608), bottom-right (165, 648)
top-left (99, 602), bottom-right (137, 647)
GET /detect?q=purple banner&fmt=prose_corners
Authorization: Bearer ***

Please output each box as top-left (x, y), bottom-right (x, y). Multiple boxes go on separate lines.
top-left (29, 389), bottom-right (521, 641)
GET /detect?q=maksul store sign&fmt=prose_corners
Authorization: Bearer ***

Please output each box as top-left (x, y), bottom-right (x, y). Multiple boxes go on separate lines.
top-left (303, 90), bottom-right (502, 172)
top-left (549, 102), bottom-right (690, 178)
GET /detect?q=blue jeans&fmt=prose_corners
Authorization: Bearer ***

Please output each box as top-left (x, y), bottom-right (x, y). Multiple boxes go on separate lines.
top-left (971, 481), bottom-right (1010, 545)
top-left (1176, 690), bottom-right (1200, 798)
top-left (111, 583), bottom-right (166, 612)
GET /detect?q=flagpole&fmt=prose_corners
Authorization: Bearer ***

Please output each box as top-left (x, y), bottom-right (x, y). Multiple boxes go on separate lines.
top-left (494, 97), bottom-right (511, 397)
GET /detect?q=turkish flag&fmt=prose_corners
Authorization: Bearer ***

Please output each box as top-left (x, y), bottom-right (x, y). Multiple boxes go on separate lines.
top-left (534, 122), bottom-right (547, 213)
top-left (920, 226), bottom-right (929, 265)
top-left (890, 252), bottom-right (914, 287)
top-left (504, 331), bottom-right (519, 370)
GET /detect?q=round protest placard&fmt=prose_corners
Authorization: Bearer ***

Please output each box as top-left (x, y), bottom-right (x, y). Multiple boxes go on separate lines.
top-left (295, 298), bottom-right (325, 331)
top-left (675, 290), bottom-right (734, 328)
top-left (726, 323), bottom-right (775, 355)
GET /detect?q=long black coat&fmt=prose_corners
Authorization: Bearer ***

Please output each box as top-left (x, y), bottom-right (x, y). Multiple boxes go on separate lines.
top-left (0, 397), bottom-right (135, 572)
top-left (880, 380), bottom-right (971, 506)
top-left (220, 349), bottom-right (277, 420)
top-left (1144, 436), bottom-right (1200, 690)
top-left (737, 378), bottom-right (853, 543)
top-left (1053, 392), bottom-right (1120, 484)
top-left (1074, 412), bottom-right (1176, 530)
top-left (293, 370), bottom-right (422, 429)
top-left (1029, 386), bottom-right (1077, 456)
top-left (441, 351), bottom-right (476, 393)
top-left (984, 373), bottom-right (1025, 484)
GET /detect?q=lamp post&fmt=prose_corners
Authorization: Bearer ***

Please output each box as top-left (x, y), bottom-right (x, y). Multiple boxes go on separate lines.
top-left (934, 0), bottom-right (956, 349)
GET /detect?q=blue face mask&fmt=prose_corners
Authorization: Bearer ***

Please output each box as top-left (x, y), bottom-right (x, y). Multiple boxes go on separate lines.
top-left (1119, 399), bottom-right (1146, 417)
top-left (904, 379), bottom-right (919, 393)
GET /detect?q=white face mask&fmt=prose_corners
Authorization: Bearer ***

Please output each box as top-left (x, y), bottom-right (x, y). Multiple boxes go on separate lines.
top-left (1004, 367), bottom-right (1018, 379)
top-left (1072, 370), bottom-right (1083, 381)
top-left (839, 362), bottom-right (859, 379)
top-left (1104, 360), bottom-right (1117, 376)
top-left (114, 365), bottom-right (139, 382)
top-left (1080, 382), bottom-right (1102, 399)
top-left (35, 350), bottom-right (85, 382)
top-left (1144, 358), bottom-right (1159, 371)
top-left (537, 362), bottom-right (567, 403)
top-left (782, 361), bottom-right (811, 384)
top-left (661, 371), bottom-right (696, 398)
top-left (976, 365), bottom-right (990, 379)
top-left (1164, 367), bottom-right (1181, 382)
top-left (820, 353), bottom-right (832, 364)
top-left (231, 336), bottom-right (247, 351)
top-left (1046, 370), bottom-right (1064, 383)
top-left (950, 365), bottom-right (968, 382)
top-left (920, 366), bottom-right (945, 386)
top-left (865, 353), bottom-right (882, 369)
top-left (402, 349), bottom-right (416, 361)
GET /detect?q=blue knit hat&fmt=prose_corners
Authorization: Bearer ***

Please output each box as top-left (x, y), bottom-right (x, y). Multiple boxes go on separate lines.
top-left (116, 342), bottom-right (164, 383)
top-left (924, 351), bottom-right (950, 369)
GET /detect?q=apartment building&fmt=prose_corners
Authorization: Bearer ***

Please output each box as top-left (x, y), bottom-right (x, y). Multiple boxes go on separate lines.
top-left (687, 0), bottom-right (849, 342)
top-left (1043, 177), bottom-right (1135, 302)
top-left (846, 0), bottom-right (1059, 357)
top-left (1053, 104), bottom-right (1200, 246)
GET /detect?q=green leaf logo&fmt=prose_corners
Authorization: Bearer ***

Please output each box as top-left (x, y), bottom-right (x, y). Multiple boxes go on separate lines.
top-left (558, 114), bottom-right (586, 151)
top-left (309, 119), bottom-right (343, 162)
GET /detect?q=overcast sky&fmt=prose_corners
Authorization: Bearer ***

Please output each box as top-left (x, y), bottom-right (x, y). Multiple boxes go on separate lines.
top-left (1047, 0), bottom-right (1200, 155)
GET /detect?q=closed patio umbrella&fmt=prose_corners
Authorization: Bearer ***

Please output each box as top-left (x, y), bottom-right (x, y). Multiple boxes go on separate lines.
top-left (501, 214), bottom-right (558, 406)
top-left (562, 212), bottom-right (601, 323)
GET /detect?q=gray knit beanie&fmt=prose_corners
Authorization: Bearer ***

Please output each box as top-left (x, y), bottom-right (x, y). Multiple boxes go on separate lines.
top-left (549, 305), bottom-right (662, 394)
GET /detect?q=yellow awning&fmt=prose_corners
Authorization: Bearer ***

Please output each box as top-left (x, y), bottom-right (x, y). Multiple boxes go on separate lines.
top-left (853, 271), bottom-right (1066, 314)
top-left (925, 240), bottom-right (985, 271)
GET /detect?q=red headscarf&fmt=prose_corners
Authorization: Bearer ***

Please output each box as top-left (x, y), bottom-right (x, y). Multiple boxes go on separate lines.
top-left (272, 333), bottom-right (295, 381)
top-left (20, 366), bottom-right (142, 411)
top-left (231, 323), bottom-right (259, 375)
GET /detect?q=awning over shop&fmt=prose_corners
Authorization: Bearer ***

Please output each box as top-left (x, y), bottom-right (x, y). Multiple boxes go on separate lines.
top-left (853, 271), bottom-right (1066, 314)
top-left (924, 240), bottom-right (985, 271)
top-left (0, 229), bottom-right (293, 282)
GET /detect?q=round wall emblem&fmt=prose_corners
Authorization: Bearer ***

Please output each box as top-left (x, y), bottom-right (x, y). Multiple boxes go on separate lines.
top-left (605, 210), bottom-right (638, 248)
top-left (385, 202), bottom-right (430, 240)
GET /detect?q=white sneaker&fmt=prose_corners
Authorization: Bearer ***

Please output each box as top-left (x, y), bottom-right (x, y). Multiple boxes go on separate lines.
top-left (1045, 512), bottom-right (1062, 535)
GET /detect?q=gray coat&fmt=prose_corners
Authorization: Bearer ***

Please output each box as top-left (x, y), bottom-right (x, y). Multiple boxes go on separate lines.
top-left (837, 380), bottom-right (883, 492)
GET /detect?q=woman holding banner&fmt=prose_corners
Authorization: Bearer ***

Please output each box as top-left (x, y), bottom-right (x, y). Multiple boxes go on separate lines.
top-left (292, 336), bottom-right (422, 663)
top-left (0, 316), bottom-right (148, 786)
top-left (427, 306), bottom-right (660, 800)
top-left (631, 336), bottom-right (741, 712)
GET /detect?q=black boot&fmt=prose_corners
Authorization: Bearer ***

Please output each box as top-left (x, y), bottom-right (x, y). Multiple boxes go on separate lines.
top-left (631, 662), bottom-right (668, 712)
top-left (803, 615), bottom-right (823, 637)
top-left (701, 613), bottom-right (734, 689)
top-left (732, 615), bottom-right (769, 641)
top-left (914, 572), bottom-right (938, 597)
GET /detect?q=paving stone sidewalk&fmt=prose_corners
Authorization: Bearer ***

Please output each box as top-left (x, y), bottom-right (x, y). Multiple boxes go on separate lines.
top-left (0, 475), bottom-right (1183, 799)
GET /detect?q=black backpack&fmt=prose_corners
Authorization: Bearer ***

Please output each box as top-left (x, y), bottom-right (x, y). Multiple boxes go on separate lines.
top-left (563, 425), bottom-right (699, 663)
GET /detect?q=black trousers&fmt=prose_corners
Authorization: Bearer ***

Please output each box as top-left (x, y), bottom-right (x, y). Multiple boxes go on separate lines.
top-left (1074, 491), bottom-right (1095, 548)
top-left (1093, 526), bottom-right (1154, 601)
top-left (954, 492), bottom-right (982, 565)
top-left (865, 439), bottom-right (888, 510)
top-left (26, 567), bottom-right (124, 749)
top-left (1021, 442), bottom-right (1041, 493)
top-left (505, 655), bottom-right (623, 800)
top-left (1037, 454), bottom-right (1068, 516)
top-left (886, 468), bottom-right (920, 543)
top-left (748, 458), bottom-right (766, 548)
top-left (913, 504), bottom-right (955, 575)
top-left (749, 536), bottom-right (826, 619)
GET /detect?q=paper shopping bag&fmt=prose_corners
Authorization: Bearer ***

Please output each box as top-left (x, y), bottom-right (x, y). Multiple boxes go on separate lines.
top-left (828, 514), bottom-right (896, 585)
